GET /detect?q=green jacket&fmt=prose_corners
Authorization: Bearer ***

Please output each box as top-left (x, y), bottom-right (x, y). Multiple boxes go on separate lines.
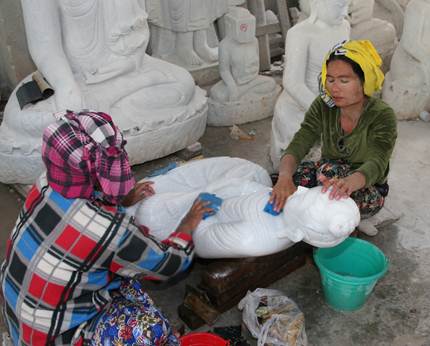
top-left (282, 96), bottom-right (397, 186)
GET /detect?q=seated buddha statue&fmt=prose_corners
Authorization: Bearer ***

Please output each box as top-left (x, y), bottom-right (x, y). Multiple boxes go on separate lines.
top-left (146, 0), bottom-right (245, 68)
top-left (349, 0), bottom-right (398, 72)
top-left (0, 0), bottom-right (207, 184)
top-left (208, 7), bottom-right (281, 126)
top-left (382, 0), bottom-right (430, 120)
top-left (270, 0), bottom-right (350, 169)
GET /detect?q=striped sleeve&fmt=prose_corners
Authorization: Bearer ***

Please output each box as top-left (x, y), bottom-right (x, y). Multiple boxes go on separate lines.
top-left (110, 221), bottom-right (194, 281)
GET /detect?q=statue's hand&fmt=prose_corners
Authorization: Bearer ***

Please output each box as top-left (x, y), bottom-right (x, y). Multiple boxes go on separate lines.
top-left (55, 81), bottom-right (84, 111)
top-left (228, 85), bottom-right (240, 102)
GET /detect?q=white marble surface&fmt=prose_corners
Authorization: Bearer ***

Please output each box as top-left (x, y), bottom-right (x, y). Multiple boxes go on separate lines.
top-left (350, 0), bottom-right (398, 71)
top-left (270, 0), bottom-right (350, 169)
top-left (0, 0), bottom-right (208, 184)
top-left (127, 157), bottom-right (360, 258)
top-left (146, 0), bottom-right (245, 69)
top-left (382, 0), bottom-right (430, 120)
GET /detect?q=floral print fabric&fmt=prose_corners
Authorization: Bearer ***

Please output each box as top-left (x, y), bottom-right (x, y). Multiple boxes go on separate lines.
top-left (89, 279), bottom-right (179, 346)
top-left (293, 159), bottom-right (385, 218)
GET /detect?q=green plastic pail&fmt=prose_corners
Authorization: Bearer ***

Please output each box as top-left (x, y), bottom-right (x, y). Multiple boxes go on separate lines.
top-left (314, 237), bottom-right (388, 311)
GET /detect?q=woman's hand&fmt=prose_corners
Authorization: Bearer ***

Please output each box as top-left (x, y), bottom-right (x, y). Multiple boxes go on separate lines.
top-left (175, 199), bottom-right (213, 235)
top-left (269, 176), bottom-right (298, 212)
top-left (319, 172), bottom-right (366, 200)
top-left (121, 181), bottom-right (155, 207)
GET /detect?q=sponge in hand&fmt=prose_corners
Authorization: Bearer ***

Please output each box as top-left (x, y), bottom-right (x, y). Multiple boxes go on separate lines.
top-left (198, 192), bottom-right (223, 219)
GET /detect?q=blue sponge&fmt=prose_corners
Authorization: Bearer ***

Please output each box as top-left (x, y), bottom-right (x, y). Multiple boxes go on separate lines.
top-left (264, 193), bottom-right (283, 216)
top-left (198, 192), bottom-right (223, 219)
top-left (147, 162), bottom-right (178, 177)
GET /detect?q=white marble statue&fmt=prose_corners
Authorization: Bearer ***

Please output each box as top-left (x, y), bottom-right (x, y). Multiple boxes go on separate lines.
top-left (0, 0), bottom-right (208, 184)
top-left (207, 7), bottom-right (281, 126)
top-left (374, 0), bottom-right (405, 39)
top-left (297, 0), bottom-right (399, 70)
top-left (270, 0), bottom-right (350, 169)
top-left (146, 0), bottom-right (245, 69)
top-left (382, 0), bottom-right (430, 120)
top-left (349, 0), bottom-right (398, 72)
top-left (126, 157), bottom-right (360, 259)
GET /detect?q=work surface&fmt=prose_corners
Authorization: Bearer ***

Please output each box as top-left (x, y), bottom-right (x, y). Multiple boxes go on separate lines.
top-left (0, 118), bottom-right (429, 345)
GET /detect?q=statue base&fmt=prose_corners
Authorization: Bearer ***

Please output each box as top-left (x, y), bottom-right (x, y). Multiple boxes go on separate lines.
top-left (207, 84), bottom-right (281, 127)
top-left (0, 77), bottom-right (209, 184)
top-left (189, 63), bottom-right (221, 87)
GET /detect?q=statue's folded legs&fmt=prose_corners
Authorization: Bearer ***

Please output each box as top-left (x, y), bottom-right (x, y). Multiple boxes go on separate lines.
top-left (0, 0), bottom-right (208, 184)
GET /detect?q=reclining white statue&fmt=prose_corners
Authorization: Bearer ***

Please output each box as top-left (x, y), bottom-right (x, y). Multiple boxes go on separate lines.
top-left (126, 157), bottom-right (360, 259)
top-left (0, 0), bottom-right (207, 184)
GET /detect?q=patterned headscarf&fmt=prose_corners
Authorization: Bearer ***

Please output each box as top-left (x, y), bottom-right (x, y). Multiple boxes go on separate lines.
top-left (42, 110), bottom-right (135, 204)
top-left (319, 40), bottom-right (385, 107)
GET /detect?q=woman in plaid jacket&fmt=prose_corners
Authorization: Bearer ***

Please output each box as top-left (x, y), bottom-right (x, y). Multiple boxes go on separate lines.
top-left (1, 110), bottom-right (211, 345)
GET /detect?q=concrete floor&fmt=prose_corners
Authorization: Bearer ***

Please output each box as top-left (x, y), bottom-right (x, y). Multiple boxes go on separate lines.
top-left (0, 117), bottom-right (429, 345)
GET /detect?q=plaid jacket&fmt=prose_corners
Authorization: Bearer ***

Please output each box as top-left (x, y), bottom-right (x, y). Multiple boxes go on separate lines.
top-left (1, 174), bottom-right (194, 345)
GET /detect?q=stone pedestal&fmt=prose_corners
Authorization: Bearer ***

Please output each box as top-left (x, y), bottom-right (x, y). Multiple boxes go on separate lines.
top-left (208, 81), bottom-right (281, 126)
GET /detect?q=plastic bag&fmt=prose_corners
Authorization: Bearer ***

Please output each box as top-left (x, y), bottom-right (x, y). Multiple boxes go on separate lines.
top-left (238, 288), bottom-right (307, 346)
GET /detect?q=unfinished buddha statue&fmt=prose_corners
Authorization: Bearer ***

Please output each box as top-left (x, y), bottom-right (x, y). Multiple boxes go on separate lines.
top-left (0, 0), bottom-right (207, 184)
top-left (207, 7), bottom-right (281, 126)
top-left (127, 157), bottom-right (360, 259)
top-left (349, 0), bottom-right (398, 71)
top-left (270, 0), bottom-right (350, 169)
top-left (382, 0), bottom-right (430, 120)
top-left (146, 0), bottom-right (245, 69)
top-left (374, 0), bottom-right (405, 39)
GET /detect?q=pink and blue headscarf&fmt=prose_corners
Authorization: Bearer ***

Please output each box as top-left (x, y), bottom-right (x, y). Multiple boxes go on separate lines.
top-left (42, 110), bottom-right (135, 204)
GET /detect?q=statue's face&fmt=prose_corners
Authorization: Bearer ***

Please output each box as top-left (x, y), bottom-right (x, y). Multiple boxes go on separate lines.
top-left (318, 0), bottom-right (349, 25)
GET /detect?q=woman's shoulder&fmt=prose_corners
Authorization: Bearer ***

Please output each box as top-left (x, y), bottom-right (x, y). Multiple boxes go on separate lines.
top-left (366, 97), bottom-right (396, 121)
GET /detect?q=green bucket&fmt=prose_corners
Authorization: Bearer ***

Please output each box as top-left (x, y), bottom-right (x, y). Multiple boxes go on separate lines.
top-left (314, 237), bottom-right (388, 311)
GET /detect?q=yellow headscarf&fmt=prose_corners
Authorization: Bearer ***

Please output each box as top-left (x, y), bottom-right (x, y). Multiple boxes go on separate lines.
top-left (319, 40), bottom-right (385, 107)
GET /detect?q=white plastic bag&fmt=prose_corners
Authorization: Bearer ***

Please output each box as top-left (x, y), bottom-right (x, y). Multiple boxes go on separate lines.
top-left (238, 288), bottom-right (307, 346)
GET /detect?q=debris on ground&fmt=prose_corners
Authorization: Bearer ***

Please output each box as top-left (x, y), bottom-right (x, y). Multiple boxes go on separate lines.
top-left (230, 125), bottom-right (255, 141)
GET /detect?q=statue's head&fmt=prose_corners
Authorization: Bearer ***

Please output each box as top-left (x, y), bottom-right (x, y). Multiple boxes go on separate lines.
top-left (313, 0), bottom-right (349, 26)
top-left (225, 7), bottom-right (256, 43)
top-left (282, 186), bottom-right (360, 247)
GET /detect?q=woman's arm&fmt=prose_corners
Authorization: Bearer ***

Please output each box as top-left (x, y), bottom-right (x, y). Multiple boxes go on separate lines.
top-left (321, 106), bottom-right (397, 199)
top-left (270, 154), bottom-right (298, 212)
top-left (271, 98), bottom-right (324, 210)
top-left (111, 199), bottom-right (212, 281)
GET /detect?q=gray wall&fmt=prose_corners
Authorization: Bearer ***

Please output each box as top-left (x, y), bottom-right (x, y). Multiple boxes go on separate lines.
top-left (0, 0), bottom-right (35, 98)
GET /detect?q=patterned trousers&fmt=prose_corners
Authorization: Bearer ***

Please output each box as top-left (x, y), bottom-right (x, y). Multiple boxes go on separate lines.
top-left (293, 159), bottom-right (385, 218)
top-left (86, 279), bottom-right (179, 346)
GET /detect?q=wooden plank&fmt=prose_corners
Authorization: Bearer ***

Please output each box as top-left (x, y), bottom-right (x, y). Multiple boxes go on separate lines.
top-left (248, 0), bottom-right (271, 71)
top-left (276, 0), bottom-right (291, 41)
top-left (255, 22), bottom-right (282, 36)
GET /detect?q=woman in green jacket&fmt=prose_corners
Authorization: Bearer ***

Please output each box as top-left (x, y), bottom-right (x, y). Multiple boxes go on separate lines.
top-left (271, 40), bottom-right (397, 228)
